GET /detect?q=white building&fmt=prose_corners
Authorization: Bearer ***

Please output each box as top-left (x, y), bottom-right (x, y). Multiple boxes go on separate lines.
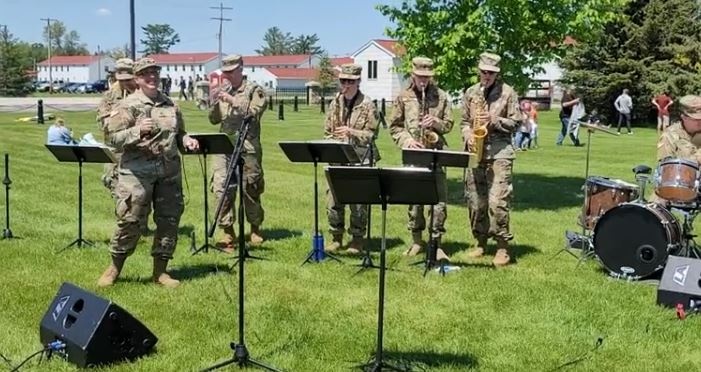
top-left (242, 54), bottom-right (320, 89)
top-left (37, 55), bottom-right (115, 83)
top-left (149, 52), bottom-right (222, 83)
top-left (351, 39), bottom-right (406, 102)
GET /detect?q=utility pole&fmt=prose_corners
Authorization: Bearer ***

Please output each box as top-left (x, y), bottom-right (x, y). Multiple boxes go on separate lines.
top-left (97, 45), bottom-right (101, 81)
top-left (130, 0), bottom-right (136, 60)
top-left (210, 2), bottom-right (232, 68)
top-left (40, 17), bottom-right (57, 93)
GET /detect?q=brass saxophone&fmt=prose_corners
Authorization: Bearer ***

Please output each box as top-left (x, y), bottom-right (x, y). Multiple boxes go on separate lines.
top-left (419, 85), bottom-right (440, 148)
top-left (469, 86), bottom-right (488, 166)
top-left (332, 92), bottom-right (351, 144)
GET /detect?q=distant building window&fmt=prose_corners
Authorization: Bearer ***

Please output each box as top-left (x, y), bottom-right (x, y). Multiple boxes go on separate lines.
top-left (368, 61), bottom-right (378, 79)
top-left (182, 64), bottom-right (186, 71)
top-left (199, 65), bottom-right (203, 72)
top-left (66, 66), bottom-right (69, 72)
top-left (174, 65), bottom-right (178, 71)
top-left (191, 65), bottom-right (195, 71)
top-left (252, 67), bottom-right (255, 72)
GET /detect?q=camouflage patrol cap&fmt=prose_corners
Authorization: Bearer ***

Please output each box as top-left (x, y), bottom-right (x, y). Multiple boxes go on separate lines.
top-left (478, 52), bottom-right (501, 72)
top-left (338, 63), bottom-right (362, 80)
top-left (221, 54), bottom-right (243, 72)
top-left (133, 57), bottom-right (161, 74)
top-left (114, 58), bottom-right (134, 80)
top-left (680, 95), bottom-right (701, 120)
top-left (412, 57), bottom-right (434, 77)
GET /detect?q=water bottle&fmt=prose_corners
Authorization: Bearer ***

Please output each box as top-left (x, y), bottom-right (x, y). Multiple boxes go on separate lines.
top-left (313, 234), bottom-right (325, 262)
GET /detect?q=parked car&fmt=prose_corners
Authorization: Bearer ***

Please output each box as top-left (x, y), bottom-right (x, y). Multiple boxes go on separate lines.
top-left (91, 80), bottom-right (109, 92)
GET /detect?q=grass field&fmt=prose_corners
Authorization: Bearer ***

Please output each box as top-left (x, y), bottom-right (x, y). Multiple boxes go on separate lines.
top-left (1, 102), bottom-right (700, 372)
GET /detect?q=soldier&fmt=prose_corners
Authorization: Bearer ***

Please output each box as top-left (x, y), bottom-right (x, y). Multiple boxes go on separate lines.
top-left (657, 95), bottom-right (701, 163)
top-left (97, 57), bottom-right (200, 288)
top-left (323, 63), bottom-right (379, 254)
top-left (208, 54), bottom-right (267, 252)
top-left (461, 52), bottom-right (522, 267)
top-left (389, 57), bottom-right (453, 260)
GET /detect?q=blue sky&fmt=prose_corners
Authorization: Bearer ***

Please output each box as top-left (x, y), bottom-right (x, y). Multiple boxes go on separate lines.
top-left (2, 0), bottom-right (402, 56)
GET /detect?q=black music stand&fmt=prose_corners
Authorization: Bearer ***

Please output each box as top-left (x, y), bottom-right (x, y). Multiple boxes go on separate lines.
top-left (46, 145), bottom-right (115, 250)
top-left (326, 166), bottom-right (443, 372)
top-left (183, 133), bottom-right (235, 255)
top-left (279, 140), bottom-right (360, 265)
top-left (402, 148), bottom-right (469, 276)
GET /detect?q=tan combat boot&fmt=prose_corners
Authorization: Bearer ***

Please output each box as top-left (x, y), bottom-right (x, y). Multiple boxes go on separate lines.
top-left (465, 238), bottom-right (488, 258)
top-left (325, 234), bottom-right (343, 252)
top-left (153, 258), bottom-right (180, 288)
top-left (404, 232), bottom-right (424, 256)
top-left (346, 236), bottom-right (365, 255)
top-left (493, 240), bottom-right (511, 267)
top-left (216, 226), bottom-right (236, 253)
top-left (434, 236), bottom-right (450, 262)
top-left (97, 255), bottom-right (127, 288)
top-left (250, 225), bottom-right (264, 246)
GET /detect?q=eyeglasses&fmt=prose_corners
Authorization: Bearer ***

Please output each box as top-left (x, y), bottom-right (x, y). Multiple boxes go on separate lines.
top-left (479, 70), bottom-right (497, 75)
top-left (340, 79), bottom-right (356, 85)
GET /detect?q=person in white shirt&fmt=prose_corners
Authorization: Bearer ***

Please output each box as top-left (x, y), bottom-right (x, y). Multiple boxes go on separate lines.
top-left (614, 89), bottom-right (633, 135)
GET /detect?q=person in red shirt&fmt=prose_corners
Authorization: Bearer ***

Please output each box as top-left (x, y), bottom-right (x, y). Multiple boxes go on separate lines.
top-left (652, 91), bottom-right (673, 135)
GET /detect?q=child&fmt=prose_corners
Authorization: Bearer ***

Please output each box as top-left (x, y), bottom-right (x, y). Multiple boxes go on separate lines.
top-left (528, 102), bottom-right (539, 149)
top-left (517, 100), bottom-right (533, 150)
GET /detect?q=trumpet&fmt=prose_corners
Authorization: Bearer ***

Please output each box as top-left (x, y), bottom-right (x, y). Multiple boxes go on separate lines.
top-left (210, 77), bottom-right (233, 106)
top-left (469, 86), bottom-right (488, 167)
top-left (419, 85), bottom-right (440, 148)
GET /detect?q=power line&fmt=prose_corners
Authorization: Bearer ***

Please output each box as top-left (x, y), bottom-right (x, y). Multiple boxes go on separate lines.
top-left (40, 17), bottom-right (57, 93)
top-left (210, 2), bottom-right (232, 68)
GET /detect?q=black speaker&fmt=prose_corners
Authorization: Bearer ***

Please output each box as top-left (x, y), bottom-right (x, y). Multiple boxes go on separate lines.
top-left (39, 282), bottom-right (158, 368)
top-left (657, 255), bottom-right (701, 310)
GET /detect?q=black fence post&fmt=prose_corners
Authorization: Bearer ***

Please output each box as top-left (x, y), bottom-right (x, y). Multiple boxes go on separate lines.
top-left (268, 97), bottom-right (273, 111)
top-left (278, 102), bottom-right (284, 121)
top-left (37, 99), bottom-right (44, 124)
top-left (293, 96), bottom-right (298, 112)
top-left (320, 96), bottom-right (326, 114)
top-left (381, 98), bottom-right (386, 116)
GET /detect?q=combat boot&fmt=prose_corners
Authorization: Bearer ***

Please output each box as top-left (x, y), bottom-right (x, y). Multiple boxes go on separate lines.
top-left (152, 258), bottom-right (180, 288)
top-left (216, 226), bottom-right (236, 253)
top-left (250, 225), bottom-right (264, 246)
top-left (346, 236), bottom-right (365, 255)
top-left (465, 237), bottom-right (488, 258)
top-left (404, 232), bottom-right (424, 256)
top-left (493, 240), bottom-right (511, 267)
top-left (325, 234), bottom-right (343, 252)
top-left (97, 255), bottom-right (127, 288)
top-left (434, 236), bottom-right (450, 262)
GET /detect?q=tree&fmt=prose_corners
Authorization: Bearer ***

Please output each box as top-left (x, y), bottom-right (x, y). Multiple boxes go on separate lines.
top-left (140, 24), bottom-right (180, 55)
top-left (62, 30), bottom-right (89, 55)
top-left (377, 0), bottom-right (626, 94)
top-left (561, 0), bottom-right (701, 122)
top-left (108, 44), bottom-right (132, 60)
top-left (290, 34), bottom-right (324, 55)
top-left (316, 53), bottom-right (336, 96)
top-left (255, 27), bottom-right (293, 55)
top-left (0, 27), bottom-right (31, 96)
top-left (42, 20), bottom-right (88, 55)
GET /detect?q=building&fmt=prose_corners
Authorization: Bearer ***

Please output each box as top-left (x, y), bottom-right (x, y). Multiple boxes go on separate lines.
top-left (242, 54), bottom-right (320, 89)
top-left (351, 39), bottom-right (407, 102)
top-left (37, 55), bottom-right (115, 83)
top-left (149, 52), bottom-right (221, 83)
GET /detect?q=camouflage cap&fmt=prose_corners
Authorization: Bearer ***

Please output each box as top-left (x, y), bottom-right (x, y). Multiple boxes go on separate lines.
top-left (133, 57), bottom-right (161, 74)
top-left (114, 58), bottom-right (134, 80)
top-left (338, 63), bottom-right (362, 80)
top-left (478, 52), bottom-right (501, 72)
top-left (680, 95), bottom-right (701, 120)
top-left (221, 54), bottom-right (243, 72)
top-left (412, 57), bottom-right (434, 77)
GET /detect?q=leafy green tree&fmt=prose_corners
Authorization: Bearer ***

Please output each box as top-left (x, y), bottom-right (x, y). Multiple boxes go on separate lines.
top-left (561, 0), bottom-right (701, 123)
top-left (140, 24), bottom-right (180, 55)
top-left (316, 53), bottom-right (336, 96)
top-left (0, 27), bottom-right (31, 96)
top-left (42, 20), bottom-right (88, 55)
top-left (256, 27), bottom-right (293, 55)
top-left (377, 0), bottom-right (626, 93)
top-left (290, 34), bottom-right (324, 55)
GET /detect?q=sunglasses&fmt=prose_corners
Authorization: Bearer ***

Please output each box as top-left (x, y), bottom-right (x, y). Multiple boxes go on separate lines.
top-left (479, 70), bottom-right (497, 75)
top-left (339, 79), bottom-right (357, 85)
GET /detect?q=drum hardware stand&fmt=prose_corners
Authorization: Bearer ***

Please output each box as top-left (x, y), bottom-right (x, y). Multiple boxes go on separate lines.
top-left (355, 126), bottom-right (382, 274)
top-left (678, 208), bottom-right (701, 259)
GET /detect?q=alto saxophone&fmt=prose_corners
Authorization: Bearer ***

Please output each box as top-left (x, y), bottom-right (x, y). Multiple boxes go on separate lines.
top-left (419, 86), bottom-right (440, 148)
top-left (469, 86), bottom-right (488, 166)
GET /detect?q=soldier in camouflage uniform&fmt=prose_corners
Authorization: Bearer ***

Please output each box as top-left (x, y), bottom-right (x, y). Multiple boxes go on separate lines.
top-left (656, 95), bottom-right (701, 181)
top-left (95, 59), bottom-right (151, 232)
top-left (323, 63), bottom-right (379, 254)
top-left (208, 54), bottom-right (267, 252)
top-left (462, 53), bottom-right (523, 267)
top-left (97, 58), bottom-right (200, 288)
top-left (389, 57), bottom-right (453, 261)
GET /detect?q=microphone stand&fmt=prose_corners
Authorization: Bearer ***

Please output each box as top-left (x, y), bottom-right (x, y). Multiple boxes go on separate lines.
top-left (2, 153), bottom-right (14, 239)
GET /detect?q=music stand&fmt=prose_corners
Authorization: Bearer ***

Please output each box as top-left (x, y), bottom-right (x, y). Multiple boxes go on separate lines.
top-left (326, 166), bottom-right (443, 372)
top-left (402, 148), bottom-right (470, 276)
top-left (183, 133), bottom-right (234, 255)
top-left (279, 140), bottom-right (360, 265)
top-left (46, 144), bottom-right (115, 250)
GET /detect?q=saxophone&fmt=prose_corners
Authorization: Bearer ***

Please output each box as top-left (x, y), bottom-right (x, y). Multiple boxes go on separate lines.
top-left (331, 92), bottom-right (351, 144)
top-left (419, 85), bottom-right (440, 148)
top-left (469, 86), bottom-right (488, 166)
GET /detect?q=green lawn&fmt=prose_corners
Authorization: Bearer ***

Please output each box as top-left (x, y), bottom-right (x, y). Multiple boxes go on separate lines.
top-left (0, 102), bottom-right (699, 371)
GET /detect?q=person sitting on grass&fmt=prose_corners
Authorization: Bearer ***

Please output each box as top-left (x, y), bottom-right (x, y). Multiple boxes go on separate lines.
top-left (46, 118), bottom-right (77, 145)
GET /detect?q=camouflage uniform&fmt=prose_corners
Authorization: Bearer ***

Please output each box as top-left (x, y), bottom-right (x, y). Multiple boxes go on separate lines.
top-left (389, 58), bottom-right (454, 243)
top-left (462, 53), bottom-right (522, 248)
top-left (324, 64), bottom-right (379, 241)
top-left (208, 55), bottom-right (267, 233)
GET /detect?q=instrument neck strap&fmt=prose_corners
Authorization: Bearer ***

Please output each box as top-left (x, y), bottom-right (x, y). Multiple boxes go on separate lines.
top-left (342, 91), bottom-right (359, 125)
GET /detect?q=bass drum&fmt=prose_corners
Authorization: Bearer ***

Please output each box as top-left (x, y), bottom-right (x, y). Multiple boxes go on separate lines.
top-left (593, 202), bottom-right (681, 279)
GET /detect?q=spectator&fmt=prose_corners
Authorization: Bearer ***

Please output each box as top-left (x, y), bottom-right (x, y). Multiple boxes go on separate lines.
top-left (528, 102), bottom-right (539, 149)
top-left (614, 88), bottom-right (633, 135)
top-left (557, 87), bottom-right (581, 146)
top-left (187, 76), bottom-right (194, 100)
top-left (652, 91), bottom-right (673, 135)
top-left (515, 100), bottom-right (532, 151)
top-left (47, 118), bottom-right (77, 145)
top-left (179, 77), bottom-right (187, 100)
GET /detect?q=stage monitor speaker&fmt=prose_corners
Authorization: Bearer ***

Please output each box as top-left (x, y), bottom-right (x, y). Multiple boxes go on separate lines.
top-left (657, 255), bottom-right (701, 310)
top-left (39, 282), bottom-right (158, 368)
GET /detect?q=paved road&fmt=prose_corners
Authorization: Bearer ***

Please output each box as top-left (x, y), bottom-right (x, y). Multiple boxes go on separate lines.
top-left (0, 97), bottom-right (100, 113)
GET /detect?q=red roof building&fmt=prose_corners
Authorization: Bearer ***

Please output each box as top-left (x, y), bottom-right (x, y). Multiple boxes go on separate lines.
top-left (148, 52), bottom-right (219, 64)
top-left (37, 55), bottom-right (102, 66)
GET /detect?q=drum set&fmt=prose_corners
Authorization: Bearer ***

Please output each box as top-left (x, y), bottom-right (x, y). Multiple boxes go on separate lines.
top-left (576, 156), bottom-right (701, 280)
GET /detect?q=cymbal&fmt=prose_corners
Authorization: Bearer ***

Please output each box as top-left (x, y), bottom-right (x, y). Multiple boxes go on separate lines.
top-left (580, 122), bottom-right (618, 136)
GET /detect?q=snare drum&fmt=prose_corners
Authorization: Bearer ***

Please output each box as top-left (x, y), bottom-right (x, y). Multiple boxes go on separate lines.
top-left (580, 176), bottom-right (639, 230)
top-left (593, 202), bottom-right (681, 279)
top-left (655, 158), bottom-right (700, 203)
